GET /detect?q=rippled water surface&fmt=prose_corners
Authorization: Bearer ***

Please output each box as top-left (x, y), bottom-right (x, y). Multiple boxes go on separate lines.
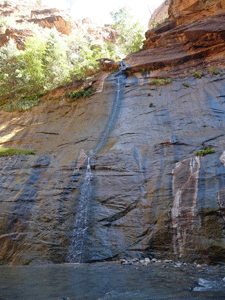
top-left (1, 262), bottom-right (225, 300)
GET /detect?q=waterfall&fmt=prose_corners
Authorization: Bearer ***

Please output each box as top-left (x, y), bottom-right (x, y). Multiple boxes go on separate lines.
top-left (68, 157), bottom-right (92, 263)
top-left (68, 62), bottom-right (127, 263)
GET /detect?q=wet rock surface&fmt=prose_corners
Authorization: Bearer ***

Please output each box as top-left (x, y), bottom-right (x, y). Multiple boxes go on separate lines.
top-left (1, 0), bottom-right (225, 266)
top-left (1, 71), bottom-right (225, 264)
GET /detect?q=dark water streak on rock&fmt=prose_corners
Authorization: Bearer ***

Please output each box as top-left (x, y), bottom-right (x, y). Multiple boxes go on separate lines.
top-left (68, 67), bottom-right (128, 263)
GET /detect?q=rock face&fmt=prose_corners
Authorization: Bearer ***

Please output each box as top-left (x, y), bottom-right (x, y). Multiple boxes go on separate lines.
top-left (0, 28), bottom-right (33, 50)
top-left (27, 15), bottom-right (73, 35)
top-left (1, 69), bottom-right (225, 264)
top-left (148, 0), bottom-right (169, 29)
top-left (169, 0), bottom-right (225, 25)
top-left (125, 0), bottom-right (225, 76)
top-left (1, 0), bottom-right (225, 266)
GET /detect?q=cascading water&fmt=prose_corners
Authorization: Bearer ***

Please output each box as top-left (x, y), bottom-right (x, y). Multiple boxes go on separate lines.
top-left (68, 62), bottom-right (127, 263)
top-left (68, 157), bottom-right (92, 263)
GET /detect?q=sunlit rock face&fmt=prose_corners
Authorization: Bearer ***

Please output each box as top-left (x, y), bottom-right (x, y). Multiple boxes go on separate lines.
top-left (127, 0), bottom-right (225, 76)
top-left (148, 0), bottom-right (169, 29)
top-left (169, 0), bottom-right (225, 25)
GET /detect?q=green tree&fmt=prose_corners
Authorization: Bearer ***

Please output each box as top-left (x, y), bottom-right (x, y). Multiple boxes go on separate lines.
top-left (110, 6), bottom-right (145, 56)
top-left (0, 39), bottom-right (25, 99)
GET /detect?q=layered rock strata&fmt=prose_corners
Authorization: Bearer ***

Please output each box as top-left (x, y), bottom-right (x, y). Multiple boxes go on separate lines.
top-left (1, 71), bottom-right (225, 264)
top-left (123, 0), bottom-right (225, 76)
top-left (1, 0), bottom-right (225, 265)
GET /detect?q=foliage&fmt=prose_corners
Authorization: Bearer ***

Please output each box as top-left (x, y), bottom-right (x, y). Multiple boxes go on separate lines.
top-left (0, 148), bottom-right (35, 156)
top-left (66, 87), bottom-right (95, 100)
top-left (110, 6), bottom-right (145, 56)
top-left (65, 26), bottom-right (120, 79)
top-left (149, 78), bottom-right (172, 86)
top-left (193, 70), bottom-right (203, 79)
top-left (149, 102), bottom-right (155, 107)
top-left (182, 82), bottom-right (190, 88)
top-left (0, 33), bottom-right (71, 101)
top-left (195, 149), bottom-right (216, 156)
top-left (0, 6), bottom-right (146, 111)
top-left (3, 94), bottom-right (41, 112)
top-left (209, 66), bottom-right (221, 76)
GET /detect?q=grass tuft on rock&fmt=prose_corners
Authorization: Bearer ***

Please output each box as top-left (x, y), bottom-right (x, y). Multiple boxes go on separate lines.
top-left (209, 66), bottom-right (221, 76)
top-left (193, 70), bottom-right (203, 79)
top-left (182, 82), bottom-right (190, 88)
top-left (149, 78), bottom-right (172, 86)
top-left (195, 148), bottom-right (215, 157)
top-left (0, 148), bottom-right (36, 156)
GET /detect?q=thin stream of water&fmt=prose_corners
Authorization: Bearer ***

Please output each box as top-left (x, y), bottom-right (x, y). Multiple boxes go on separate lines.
top-left (68, 157), bottom-right (92, 262)
top-left (69, 63), bottom-right (126, 262)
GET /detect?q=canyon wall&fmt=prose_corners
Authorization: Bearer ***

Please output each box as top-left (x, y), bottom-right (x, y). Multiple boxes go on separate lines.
top-left (0, 0), bottom-right (225, 265)
top-left (1, 70), bottom-right (225, 264)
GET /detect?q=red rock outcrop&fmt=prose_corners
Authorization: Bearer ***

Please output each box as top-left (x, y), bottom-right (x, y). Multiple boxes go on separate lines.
top-left (169, 0), bottom-right (225, 25)
top-left (124, 0), bottom-right (225, 76)
top-left (0, 1), bottom-right (119, 49)
top-left (0, 28), bottom-right (33, 50)
top-left (31, 8), bottom-right (61, 18)
top-left (148, 0), bottom-right (169, 29)
top-left (27, 15), bottom-right (73, 35)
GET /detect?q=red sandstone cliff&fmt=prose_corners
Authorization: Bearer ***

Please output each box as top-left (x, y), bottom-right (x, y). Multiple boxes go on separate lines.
top-left (0, 1), bottom-right (118, 50)
top-left (124, 0), bottom-right (225, 77)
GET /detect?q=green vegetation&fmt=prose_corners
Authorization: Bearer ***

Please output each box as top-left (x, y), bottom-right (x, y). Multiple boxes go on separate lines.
top-left (149, 102), bottom-right (155, 107)
top-left (110, 6), bottom-right (145, 55)
top-left (148, 93), bottom-right (153, 97)
top-left (195, 148), bottom-right (216, 157)
top-left (209, 66), bottom-right (221, 76)
top-left (66, 87), bottom-right (95, 100)
top-left (0, 6), bottom-right (145, 111)
top-left (149, 78), bottom-right (172, 86)
top-left (0, 148), bottom-right (36, 156)
top-left (3, 94), bottom-right (41, 112)
top-left (182, 82), bottom-right (190, 88)
top-left (193, 70), bottom-right (203, 79)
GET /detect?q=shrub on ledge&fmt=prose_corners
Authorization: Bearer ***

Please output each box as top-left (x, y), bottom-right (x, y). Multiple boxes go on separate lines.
top-left (0, 148), bottom-right (36, 156)
top-left (195, 149), bottom-right (216, 157)
top-left (149, 78), bottom-right (172, 86)
top-left (66, 87), bottom-right (95, 100)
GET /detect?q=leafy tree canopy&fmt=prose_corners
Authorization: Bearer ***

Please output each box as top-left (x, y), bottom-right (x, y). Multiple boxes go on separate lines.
top-left (110, 6), bottom-right (145, 55)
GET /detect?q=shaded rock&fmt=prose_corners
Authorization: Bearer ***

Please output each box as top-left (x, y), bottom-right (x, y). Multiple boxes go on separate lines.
top-left (172, 157), bottom-right (201, 257)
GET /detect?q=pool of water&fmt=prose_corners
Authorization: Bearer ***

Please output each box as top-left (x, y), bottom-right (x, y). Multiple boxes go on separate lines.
top-left (1, 261), bottom-right (225, 300)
